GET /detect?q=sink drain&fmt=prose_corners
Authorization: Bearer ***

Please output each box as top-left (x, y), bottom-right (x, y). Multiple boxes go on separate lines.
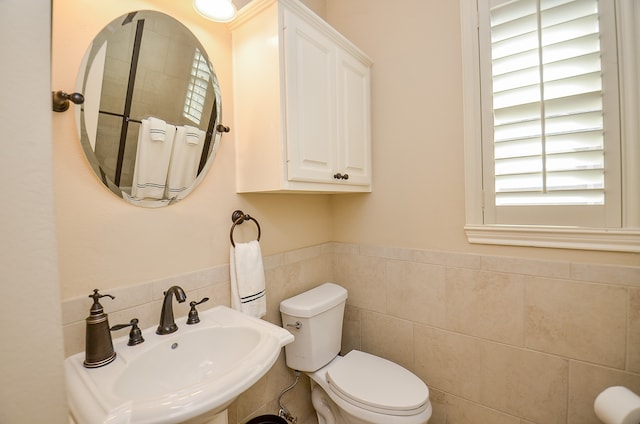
top-left (171, 342), bottom-right (178, 349)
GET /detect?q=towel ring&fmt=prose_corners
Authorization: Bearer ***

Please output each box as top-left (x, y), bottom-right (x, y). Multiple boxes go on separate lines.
top-left (230, 210), bottom-right (261, 247)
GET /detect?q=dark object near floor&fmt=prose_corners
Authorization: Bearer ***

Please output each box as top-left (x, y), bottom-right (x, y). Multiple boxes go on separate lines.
top-left (245, 415), bottom-right (287, 424)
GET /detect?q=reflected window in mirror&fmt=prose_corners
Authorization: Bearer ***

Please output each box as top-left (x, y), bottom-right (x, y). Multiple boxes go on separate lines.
top-left (184, 48), bottom-right (211, 126)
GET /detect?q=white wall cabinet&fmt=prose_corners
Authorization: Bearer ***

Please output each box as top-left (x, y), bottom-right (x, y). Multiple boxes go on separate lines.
top-left (231, 0), bottom-right (372, 193)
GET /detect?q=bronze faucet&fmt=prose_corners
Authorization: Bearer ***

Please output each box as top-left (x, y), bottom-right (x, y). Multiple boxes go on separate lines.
top-left (156, 286), bottom-right (187, 335)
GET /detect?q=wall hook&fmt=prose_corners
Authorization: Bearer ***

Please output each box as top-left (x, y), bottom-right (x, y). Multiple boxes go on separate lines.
top-left (52, 90), bottom-right (84, 112)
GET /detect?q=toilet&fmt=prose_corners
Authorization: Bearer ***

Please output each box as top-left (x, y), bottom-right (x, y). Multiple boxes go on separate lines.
top-left (280, 283), bottom-right (432, 424)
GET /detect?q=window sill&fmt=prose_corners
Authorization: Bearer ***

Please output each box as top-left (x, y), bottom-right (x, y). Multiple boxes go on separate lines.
top-left (465, 225), bottom-right (640, 253)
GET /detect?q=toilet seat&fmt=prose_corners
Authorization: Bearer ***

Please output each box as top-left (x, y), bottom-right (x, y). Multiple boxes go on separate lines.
top-left (326, 350), bottom-right (429, 416)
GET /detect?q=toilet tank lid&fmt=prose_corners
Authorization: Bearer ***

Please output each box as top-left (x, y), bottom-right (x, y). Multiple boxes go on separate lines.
top-left (280, 283), bottom-right (347, 318)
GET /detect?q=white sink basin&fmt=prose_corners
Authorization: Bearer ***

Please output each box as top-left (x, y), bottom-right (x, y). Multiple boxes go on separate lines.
top-left (65, 305), bottom-right (294, 424)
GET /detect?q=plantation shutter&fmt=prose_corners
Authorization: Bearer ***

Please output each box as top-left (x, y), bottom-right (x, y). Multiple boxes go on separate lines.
top-left (479, 0), bottom-right (621, 226)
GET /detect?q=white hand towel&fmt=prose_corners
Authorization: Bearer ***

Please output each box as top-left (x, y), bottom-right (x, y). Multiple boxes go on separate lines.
top-left (148, 116), bottom-right (167, 141)
top-left (165, 125), bottom-right (206, 200)
top-left (131, 118), bottom-right (176, 200)
top-left (230, 240), bottom-right (266, 318)
top-left (185, 125), bottom-right (201, 145)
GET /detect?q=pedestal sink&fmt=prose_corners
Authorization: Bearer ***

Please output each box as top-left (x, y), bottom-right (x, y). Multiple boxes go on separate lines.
top-left (65, 305), bottom-right (294, 424)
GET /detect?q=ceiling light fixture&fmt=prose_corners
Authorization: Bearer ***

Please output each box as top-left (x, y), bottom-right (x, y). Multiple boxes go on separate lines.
top-left (193, 0), bottom-right (237, 22)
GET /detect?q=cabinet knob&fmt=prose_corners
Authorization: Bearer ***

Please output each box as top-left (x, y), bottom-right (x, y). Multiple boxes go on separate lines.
top-left (333, 173), bottom-right (349, 180)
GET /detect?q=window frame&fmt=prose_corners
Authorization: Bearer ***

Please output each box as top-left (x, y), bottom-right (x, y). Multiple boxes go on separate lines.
top-left (460, 0), bottom-right (640, 252)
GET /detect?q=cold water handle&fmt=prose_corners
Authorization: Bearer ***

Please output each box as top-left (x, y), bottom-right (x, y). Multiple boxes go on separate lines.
top-left (186, 297), bottom-right (209, 325)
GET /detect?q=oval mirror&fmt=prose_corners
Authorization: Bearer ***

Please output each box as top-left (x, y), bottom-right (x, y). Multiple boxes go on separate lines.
top-left (76, 10), bottom-right (224, 207)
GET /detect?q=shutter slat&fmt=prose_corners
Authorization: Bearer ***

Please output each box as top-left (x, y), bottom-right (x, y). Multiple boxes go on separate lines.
top-left (542, 33), bottom-right (601, 64)
top-left (542, 14), bottom-right (599, 45)
top-left (495, 155), bottom-right (542, 176)
top-left (493, 57), bottom-right (602, 95)
top-left (546, 130), bottom-right (603, 154)
top-left (545, 91), bottom-right (602, 117)
top-left (492, 14), bottom-right (537, 43)
top-left (540, 0), bottom-right (576, 11)
top-left (546, 150), bottom-right (603, 172)
top-left (494, 101), bottom-right (540, 126)
top-left (547, 169), bottom-right (604, 190)
top-left (495, 190), bottom-right (604, 206)
top-left (545, 111), bottom-right (603, 135)
top-left (495, 173), bottom-right (543, 192)
top-left (493, 84), bottom-right (540, 109)
top-left (495, 150), bottom-right (603, 176)
top-left (543, 52), bottom-right (601, 82)
top-left (494, 118), bottom-right (541, 142)
top-left (495, 137), bottom-right (542, 159)
top-left (493, 65), bottom-right (540, 92)
top-left (494, 92), bottom-right (602, 126)
top-left (541, 0), bottom-right (598, 28)
top-left (490, 0), bottom-right (537, 27)
top-left (492, 49), bottom-right (540, 75)
top-left (496, 169), bottom-right (604, 192)
top-left (492, 31), bottom-right (538, 59)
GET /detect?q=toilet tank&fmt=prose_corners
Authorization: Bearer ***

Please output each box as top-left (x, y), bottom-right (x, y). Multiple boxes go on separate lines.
top-left (280, 283), bottom-right (348, 372)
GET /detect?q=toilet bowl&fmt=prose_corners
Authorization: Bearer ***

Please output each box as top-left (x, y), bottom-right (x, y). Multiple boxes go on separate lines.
top-left (280, 283), bottom-right (431, 424)
top-left (309, 351), bottom-right (432, 424)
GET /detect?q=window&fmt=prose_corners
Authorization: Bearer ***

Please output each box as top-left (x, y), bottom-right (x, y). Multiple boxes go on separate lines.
top-left (183, 48), bottom-right (211, 125)
top-left (461, 0), bottom-right (640, 252)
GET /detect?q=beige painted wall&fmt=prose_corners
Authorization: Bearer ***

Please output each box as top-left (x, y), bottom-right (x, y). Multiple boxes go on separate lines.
top-left (52, 0), bottom-right (333, 300)
top-left (325, 0), bottom-right (639, 266)
top-left (52, 0), bottom-right (637, 302)
top-left (0, 0), bottom-right (68, 422)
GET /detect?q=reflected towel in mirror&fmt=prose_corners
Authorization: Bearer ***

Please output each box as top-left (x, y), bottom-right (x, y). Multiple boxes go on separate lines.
top-left (131, 118), bottom-right (176, 200)
top-left (148, 116), bottom-right (168, 141)
top-left (165, 125), bottom-right (206, 200)
top-left (185, 125), bottom-right (201, 145)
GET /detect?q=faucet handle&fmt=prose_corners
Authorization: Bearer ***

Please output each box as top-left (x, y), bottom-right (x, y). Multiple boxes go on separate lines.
top-left (111, 318), bottom-right (145, 346)
top-left (186, 297), bottom-right (209, 325)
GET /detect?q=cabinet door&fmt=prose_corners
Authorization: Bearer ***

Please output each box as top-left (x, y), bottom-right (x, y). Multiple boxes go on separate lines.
top-left (336, 49), bottom-right (371, 185)
top-left (283, 9), bottom-right (337, 183)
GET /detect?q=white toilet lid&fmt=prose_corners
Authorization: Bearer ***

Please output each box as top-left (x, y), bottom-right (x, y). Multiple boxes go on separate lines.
top-left (326, 350), bottom-right (429, 415)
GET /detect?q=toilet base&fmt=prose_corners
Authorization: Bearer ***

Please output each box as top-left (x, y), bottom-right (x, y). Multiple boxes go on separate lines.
top-left (312, 380), bottom-right (383, 424)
